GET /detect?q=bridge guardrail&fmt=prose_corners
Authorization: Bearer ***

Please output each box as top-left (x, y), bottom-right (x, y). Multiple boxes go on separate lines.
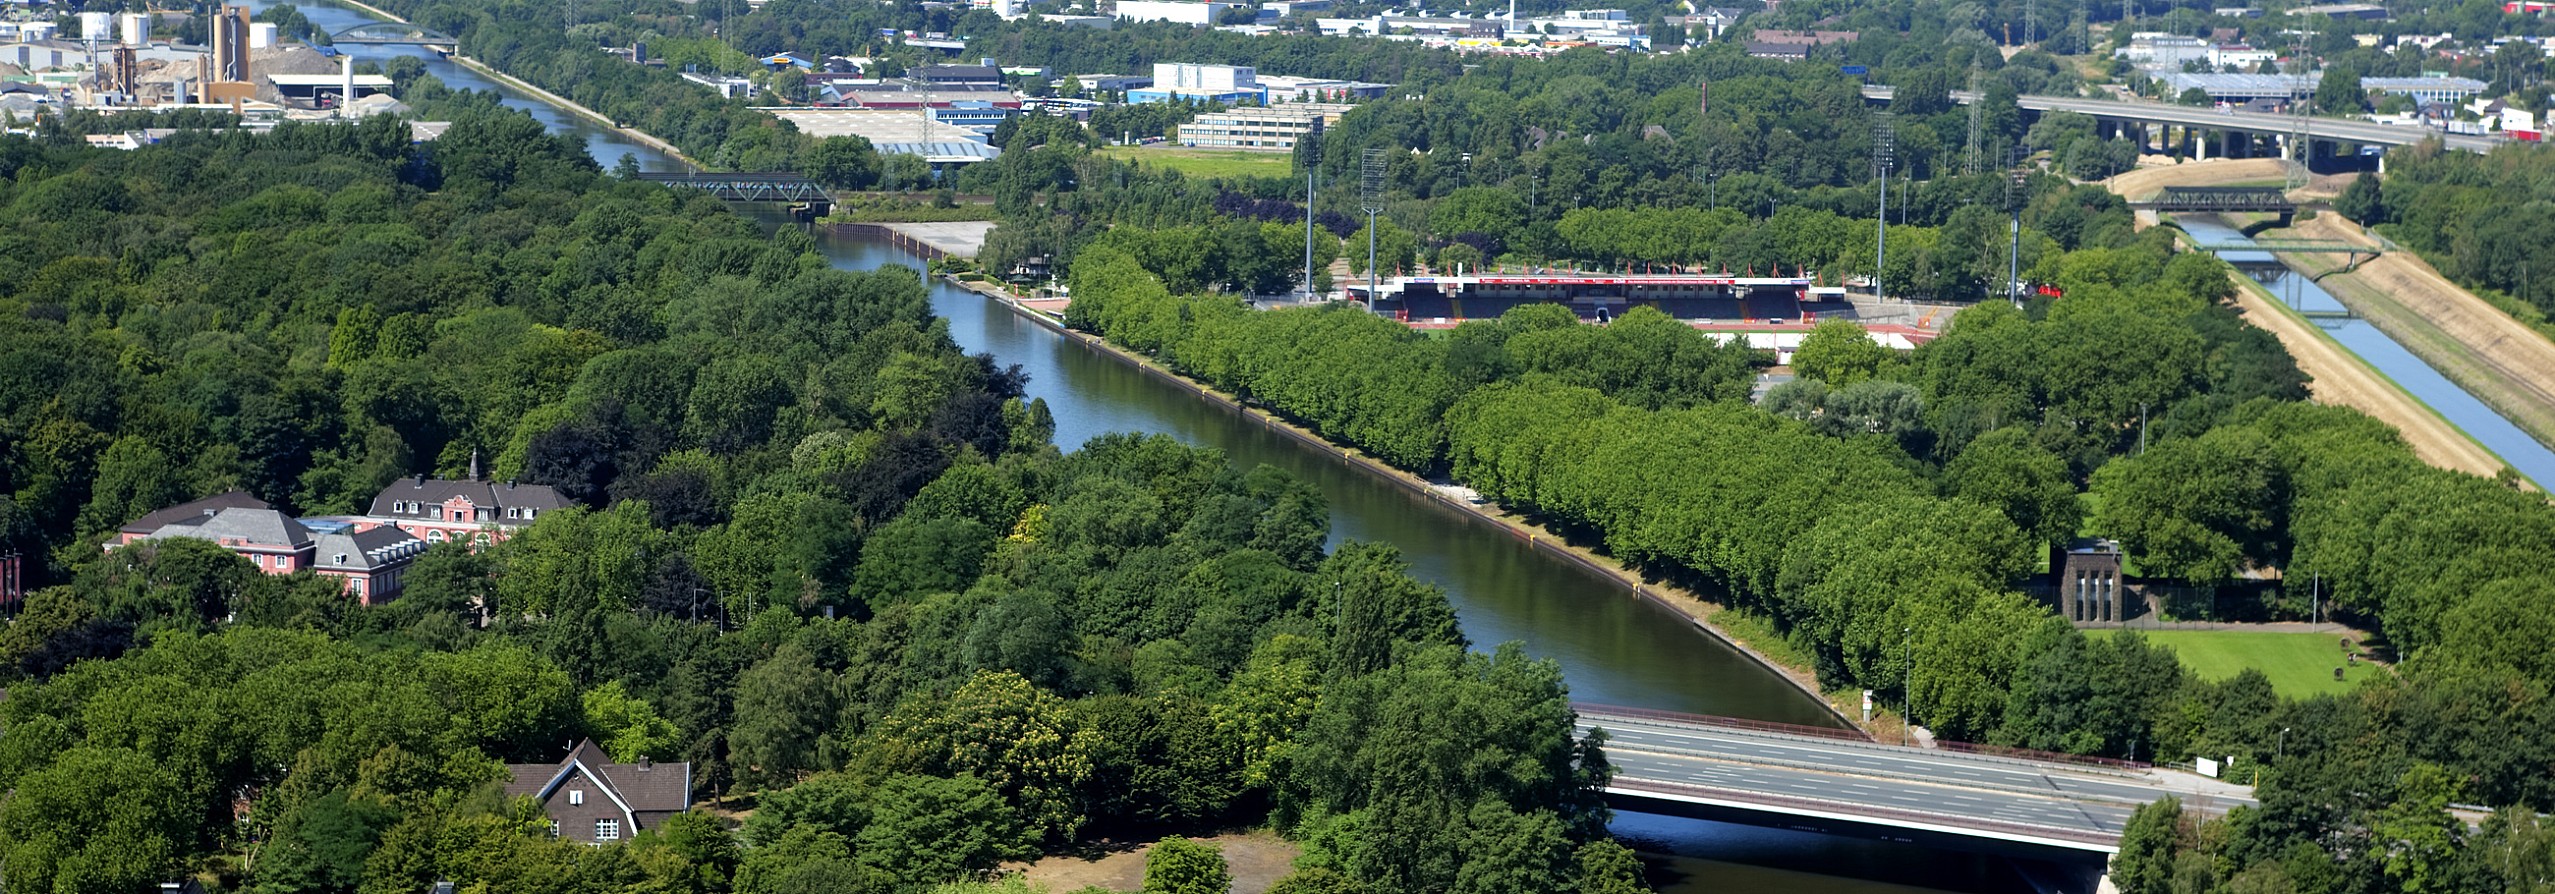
top-left (1575, 702), bottom-right (2150, 772)
top-left (1608, 776), bottom-right (2122, 848)
top-left (1574, 702), bottom-right (1873, 743)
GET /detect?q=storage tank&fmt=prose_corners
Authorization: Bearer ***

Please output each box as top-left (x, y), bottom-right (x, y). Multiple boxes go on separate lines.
top-left (78, 11), bottom-right (114, 42)
top-left (119, 12), bottom-right (149, 46)
top-left (248, 21), bottom-right (278, 48)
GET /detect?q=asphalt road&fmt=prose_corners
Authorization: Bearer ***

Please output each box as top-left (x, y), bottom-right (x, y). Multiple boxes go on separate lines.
top-left (1583, 713), bottom-right (2256, 837)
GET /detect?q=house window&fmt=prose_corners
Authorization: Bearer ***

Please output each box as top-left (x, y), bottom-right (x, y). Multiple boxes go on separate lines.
top-left (429, 506), bottom-right (443, 520)
top-left (569, 789), bottom-right (583, 806)
top-left (351, 579), bottom-right (366, 598)
top-left (507, 507), bottom-right (519, 519)
top-left (548, 821), bottom-right (560, 838)
top-left (595, 819), bottom-right (620, 841)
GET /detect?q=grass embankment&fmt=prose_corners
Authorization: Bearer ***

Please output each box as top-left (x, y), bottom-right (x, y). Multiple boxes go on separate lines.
top-left (1098, 145), bottom-right (1295, 179)
top-left (2121, 630), bottom-right (2386, 698)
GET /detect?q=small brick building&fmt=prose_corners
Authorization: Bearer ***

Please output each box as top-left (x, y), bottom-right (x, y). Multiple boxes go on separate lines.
top-left (504, 740), bottom-right (692, 845)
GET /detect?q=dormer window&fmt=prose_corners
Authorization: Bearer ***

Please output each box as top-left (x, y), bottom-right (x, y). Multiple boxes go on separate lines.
top-left (429, 506), bottom-right (442, 520)
top-left (507, 507), bottom-right (519, 519)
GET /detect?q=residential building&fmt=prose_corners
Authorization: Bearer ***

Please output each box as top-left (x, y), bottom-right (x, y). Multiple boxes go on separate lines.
top-left (1177, 101), bottom-right (1351, 148)
top-left (2363, 74), bottom-right (2488, 105)
top-left (112, 493), bottom-right (428, 604)
top-left (365, 470), bottom-right (571, 546)
top-left (1114, 0), bottom-right (1241, 25)
top-left (505, 740), bottom-right (692, 845)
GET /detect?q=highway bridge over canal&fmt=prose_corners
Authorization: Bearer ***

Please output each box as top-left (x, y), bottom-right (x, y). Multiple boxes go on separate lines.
top-left (1579, 704), bottom-right (2256, 861)
top-left (1860, 86), bottom-right (2508, 158)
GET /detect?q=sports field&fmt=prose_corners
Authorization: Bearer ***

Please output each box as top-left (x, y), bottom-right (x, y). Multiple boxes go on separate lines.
top-left (1098, 145), bottom-right (1293, 179)
top-left (2121, 630), bottom-right (2387, 698)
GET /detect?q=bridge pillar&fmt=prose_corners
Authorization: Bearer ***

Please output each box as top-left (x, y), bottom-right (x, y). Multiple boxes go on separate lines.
top-left (2195, 129), bottom-right (2209, 161)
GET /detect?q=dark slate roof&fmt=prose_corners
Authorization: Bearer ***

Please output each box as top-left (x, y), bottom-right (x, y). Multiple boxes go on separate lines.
top-left (120, 490), bottom-right (273, 535)
top-left (368, 477), bottom-right (571, 518)
top-left (505, 739), bottom-right (692, 815)
top-left (148, 507), bottom-right (314, 550)
top-left (313, 526), bottom-right (426, 572)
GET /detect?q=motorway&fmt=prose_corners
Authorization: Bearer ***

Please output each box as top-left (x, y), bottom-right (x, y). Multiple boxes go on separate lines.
top-left (1584, 712), bottom-right (2256, 841)
top-left (1863, 86), bottom-right (2508, 153)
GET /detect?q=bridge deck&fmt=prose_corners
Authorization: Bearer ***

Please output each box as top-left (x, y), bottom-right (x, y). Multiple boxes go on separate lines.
top-left (1581, 705), bottom-right (2255, 854)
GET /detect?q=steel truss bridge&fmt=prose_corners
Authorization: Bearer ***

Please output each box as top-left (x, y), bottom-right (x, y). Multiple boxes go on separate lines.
top-left (633, 173), bottom-right (832, 204)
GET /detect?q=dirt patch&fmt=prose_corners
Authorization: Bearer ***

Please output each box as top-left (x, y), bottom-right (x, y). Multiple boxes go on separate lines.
top-left (2223, 273), bottom-right (2510, 478)
top-left (2105, 158), bottom-right (2293, 202)
top-left (1008, 831), bottom-right (1301, 894)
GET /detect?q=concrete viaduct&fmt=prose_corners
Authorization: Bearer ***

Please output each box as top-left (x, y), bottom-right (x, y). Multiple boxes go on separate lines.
top-left (1861, 86), bottom-right (2508, 168)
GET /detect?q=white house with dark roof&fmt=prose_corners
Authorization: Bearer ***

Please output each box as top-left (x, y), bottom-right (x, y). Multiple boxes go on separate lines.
top-left (504, 739), bottom-right (692, 844)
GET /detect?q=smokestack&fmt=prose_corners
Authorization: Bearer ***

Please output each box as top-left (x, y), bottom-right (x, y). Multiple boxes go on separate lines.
top-left (341, 54), bottom-right (355, 114)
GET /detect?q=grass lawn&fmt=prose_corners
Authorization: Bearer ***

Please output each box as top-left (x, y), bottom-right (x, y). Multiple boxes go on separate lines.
top-left (2119, 630), bottom-right (2385, 698)
top-left (1097, 145), bottom-right (1293, 179)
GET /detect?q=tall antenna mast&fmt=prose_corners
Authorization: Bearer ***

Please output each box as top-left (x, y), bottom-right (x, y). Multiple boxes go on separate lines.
top-left (1361, 147), bottom-right (1386, 312)
top-left (1873, 111), bottom-right (1895, 302)
top-left (1965, 68), bottom-right (1984, 176)
top-left (1303, 120), bottom-right (1322, 300)
top-left (2007, 152), bottom-right (2027, 307)
top-left (2287, 28), bottom-right (2314, 189)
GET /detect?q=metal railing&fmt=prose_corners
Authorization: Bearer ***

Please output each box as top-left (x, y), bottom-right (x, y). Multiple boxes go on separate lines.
top-left (1606, 776), bottom-right (2122, 848)
top-left (1574, 702), bottom-right (2151, 771)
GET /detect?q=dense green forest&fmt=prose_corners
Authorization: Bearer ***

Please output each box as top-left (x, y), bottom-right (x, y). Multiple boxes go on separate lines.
top-left (0, 116), bottom-right (1630, 893)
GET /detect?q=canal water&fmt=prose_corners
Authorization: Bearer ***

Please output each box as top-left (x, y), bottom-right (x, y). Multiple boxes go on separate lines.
top-left (267, 5), bottom-right (2035, 887)
top-left (2181, 219), bottom-right (2555, 487)
top-left (244, 0), bottom-right (693, 174)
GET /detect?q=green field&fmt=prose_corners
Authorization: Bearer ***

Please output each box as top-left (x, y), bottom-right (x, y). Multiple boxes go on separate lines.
top-left (2119, 630), bottom-right (2387, 698)
top-left (1098, 145), bottom-right (1294, 179)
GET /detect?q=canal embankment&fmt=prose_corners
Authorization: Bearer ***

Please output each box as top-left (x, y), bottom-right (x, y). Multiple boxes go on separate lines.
top-left (2277, 214), bottom-right (2555, 452)
top-left (443, 55), bottom-right (704, 170)
top-left (945, 273), bottom-right (1870, 733)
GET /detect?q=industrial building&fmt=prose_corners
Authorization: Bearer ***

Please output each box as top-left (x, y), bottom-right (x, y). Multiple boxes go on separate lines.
top-left (761, 108), bottom-right (1006, 168)
top-left (2362, 75), bottom-right (2490, 105)
top-left (1114, 0), bottom-right (1244, 25)
top-left (1177, 102), bottom-right (1351, 149)
top-left (1130, 62), bottom-right (1264, 104)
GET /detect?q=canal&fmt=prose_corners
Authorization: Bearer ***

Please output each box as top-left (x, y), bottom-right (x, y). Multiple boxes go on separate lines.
top-left (260, 6), bottom-right (2036, 887)
top-left (2180, 218), bottom-right (2555, 487)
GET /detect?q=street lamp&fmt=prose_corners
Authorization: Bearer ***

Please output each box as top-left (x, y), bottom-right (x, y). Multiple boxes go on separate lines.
top-left (1902, 625), bottom-right (1915, 745)
top-left (2276, 727), bottom-right (2290, 762)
